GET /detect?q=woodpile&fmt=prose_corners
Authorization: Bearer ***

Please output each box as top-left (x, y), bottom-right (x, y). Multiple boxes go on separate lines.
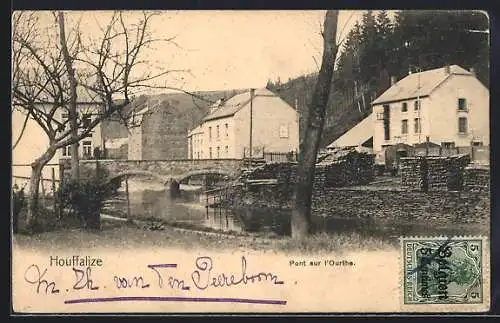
top-left (400, 154), bottom-right (471, 191)
top-left (236, 148), bottom-right (374, 194)
top-left (317, 148), bottom-right (375, 188)
top-left (400, 157), bottom-right (425, 191)
top-left (464, 164), bottom-right (490, 192)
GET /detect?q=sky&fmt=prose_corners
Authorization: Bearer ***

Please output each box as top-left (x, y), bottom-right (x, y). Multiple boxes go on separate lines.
top-left (11, 10), bottom-right (375, 170)
top-left (29, 10), bottom-right (370, 92)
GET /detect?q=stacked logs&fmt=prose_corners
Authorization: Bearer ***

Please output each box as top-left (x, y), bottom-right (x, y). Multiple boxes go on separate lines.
top-left (464, 164), bottom-right (490, 192)
top-left (446, 154), bottom-right (471, 191)
top-left (426, 157), bottom-right (450, 191)
top-left (400, 157), bottom-right (424, 191)
top-left (238, 148), bottom-right (375, 192)
top-left (317, 148), bottom-right (375, 188)
top-left (401, 154), bottom-right (471, 191)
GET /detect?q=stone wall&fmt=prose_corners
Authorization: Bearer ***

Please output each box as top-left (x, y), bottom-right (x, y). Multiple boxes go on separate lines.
top-left (230, 184), bottom-right (489, 225)
top-left (311, 188), bottom-right (489, 225)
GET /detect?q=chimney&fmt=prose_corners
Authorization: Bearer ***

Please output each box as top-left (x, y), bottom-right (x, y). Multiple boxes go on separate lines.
top-left (390, 76), bottom-right (396, 86)
top-left (469, 67), bottom-right (476, 76)
top-left (445, 65), bottom-right (451, 74)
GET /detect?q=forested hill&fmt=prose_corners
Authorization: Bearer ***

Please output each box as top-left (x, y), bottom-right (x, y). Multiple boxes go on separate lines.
top-left (267, 10), bottom-right (489, 148)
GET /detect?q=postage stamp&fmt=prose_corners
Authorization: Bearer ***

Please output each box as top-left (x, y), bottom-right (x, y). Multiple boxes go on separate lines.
top-left (402, 236), bottom-right (485, 305)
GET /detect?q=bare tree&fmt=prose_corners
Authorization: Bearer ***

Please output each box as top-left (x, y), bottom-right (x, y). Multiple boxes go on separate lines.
top-left (12, 11), bottom-right (182, 231)
top-left (291, 10), bottom-right (339, 239)
top-left (58, 11), bottom-right (80, 181)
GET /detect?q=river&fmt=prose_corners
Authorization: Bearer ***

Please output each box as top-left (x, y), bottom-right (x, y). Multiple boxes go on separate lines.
top-left (102, 178), bottom-right (486, 241)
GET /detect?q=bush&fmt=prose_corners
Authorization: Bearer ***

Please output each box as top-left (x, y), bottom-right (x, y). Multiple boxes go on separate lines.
top-left (57, 164), bottom-right (114, 231)
top-left (12, 184), bottom-right (26, 234)
top-left (58, 179), bottom-right (108, 230)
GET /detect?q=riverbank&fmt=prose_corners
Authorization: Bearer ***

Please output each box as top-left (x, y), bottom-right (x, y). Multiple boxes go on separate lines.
top-left (12, 217), bottom-right (396, 255)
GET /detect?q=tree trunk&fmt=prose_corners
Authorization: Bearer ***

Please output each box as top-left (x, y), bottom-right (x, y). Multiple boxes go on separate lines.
top-left (26, 147), bottom-right (57, 232)
top-left (58, 11), bottom-right (80, 181)
top-left (292, 10), bottom-right (339, 239)
top-left (26, 163), bottom-right (42, 231)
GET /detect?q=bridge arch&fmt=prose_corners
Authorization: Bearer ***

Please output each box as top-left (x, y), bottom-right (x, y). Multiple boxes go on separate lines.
top-left (105, 170), bottom-right (169, 186)
top-left (176, 169), bottom-right (235, 183)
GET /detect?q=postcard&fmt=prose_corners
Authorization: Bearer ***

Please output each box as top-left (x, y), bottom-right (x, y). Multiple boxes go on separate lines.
top-left (11, 9), bottom-right (491, 313)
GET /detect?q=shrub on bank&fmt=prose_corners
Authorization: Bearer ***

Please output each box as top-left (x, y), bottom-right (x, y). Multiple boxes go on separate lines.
top-left (12, 184), bottom-right (26, 234)
top-left (57, 164), bottom-right (113, 231)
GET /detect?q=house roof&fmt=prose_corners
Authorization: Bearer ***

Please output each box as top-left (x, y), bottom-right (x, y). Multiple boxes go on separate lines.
top-left (372, 65), bottom-right (472, 105)
top-left (202, 88), bottom-right (278, 122)
top-left (187, 124), bottom-right (203, 137)
top-left (327, 113), bottom-right (374, 148)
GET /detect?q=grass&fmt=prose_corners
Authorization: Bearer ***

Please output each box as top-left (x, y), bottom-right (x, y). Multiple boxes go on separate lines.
top-left (12, 216), bottom-right (396, 255)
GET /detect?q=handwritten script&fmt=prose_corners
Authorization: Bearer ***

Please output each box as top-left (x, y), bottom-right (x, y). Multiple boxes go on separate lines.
top-left (22, 256), bottom-right (287, 306)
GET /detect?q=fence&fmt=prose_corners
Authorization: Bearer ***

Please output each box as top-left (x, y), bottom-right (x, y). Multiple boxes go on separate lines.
top-left (412, 146), bottom-right (489, 163)
top-left (12, 164), bottom-right (61, 193)
top-left (263, 151), bottom-right (298, 163)
top-left (12, 164), bottom-right (61, 211)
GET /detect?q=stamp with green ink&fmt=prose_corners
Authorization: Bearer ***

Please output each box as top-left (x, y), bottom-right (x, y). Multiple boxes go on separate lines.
top-left (402, 237), bottom-right (483, 305)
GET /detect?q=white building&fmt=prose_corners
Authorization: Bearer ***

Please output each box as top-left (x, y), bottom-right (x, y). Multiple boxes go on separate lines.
top-left (55, 104), bottom-right (105, 160)
top-left (187, 88), bottom-right (299, 159)
top-left (371, 65), bottom-right (489, 153)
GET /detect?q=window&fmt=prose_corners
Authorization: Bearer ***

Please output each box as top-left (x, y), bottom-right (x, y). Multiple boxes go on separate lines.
top-left (414, 118), bottom-right (421, 133)
top-left (414, 100), bottom-right (420, 110)
top-left (458, 98), bottom-right (467, 111)
top-left (60, 113), bottom-right (69, 131)
top-left (82, 140), bottom-right (92, 156)
top-left (225, 123), bottom-right (229, 137)
top-left (472, 141), bottom-right (483, 147)
top-left (458, 117), bottom-right (468, 134)
top-left (383, 105), bottom-right (390, 140)
top-left (216, 125), bottom-right (220, 138)
top-left (217, 146), bottom-right (220, 158)
top-left (81, 114), bottom-right (91, 128)
top-left (442, 142), bottom-right (455, 149)
top-left (61, 146), bottom-right (71, 157)
top-left (279, 124), bottom-right (289, 138)
top-left (209, 147), bottom-right (212, 159)
top-left (209, 127), bottom-right (212, 140)
top-left (197, 152), bottom-right (200, 159)
top-left (401, 102), bottom-right (408, 112)
top-left (401, 119), bottom-right (408, 134)
top-left (225, 145), bottom-right (229, 157)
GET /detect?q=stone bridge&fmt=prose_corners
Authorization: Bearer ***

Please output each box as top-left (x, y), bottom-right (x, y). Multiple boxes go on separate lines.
top-left (76, 159), bottom-right (246, 185)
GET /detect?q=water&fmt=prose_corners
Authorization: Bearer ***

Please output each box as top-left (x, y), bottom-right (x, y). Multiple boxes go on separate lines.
top-left (103, 178), bottom-right (486, 241)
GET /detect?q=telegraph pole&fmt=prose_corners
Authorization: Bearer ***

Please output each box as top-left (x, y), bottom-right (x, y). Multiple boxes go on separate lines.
top-left (249, 88), bottom-right (255, 168)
